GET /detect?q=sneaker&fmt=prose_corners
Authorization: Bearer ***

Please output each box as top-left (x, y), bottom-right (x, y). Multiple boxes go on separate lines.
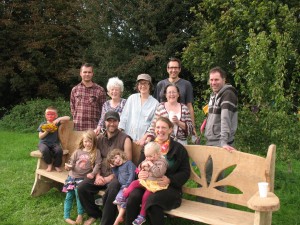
top-left (113, 199), bottom-right (121, 205)
top-left (95, 198), bottom-right (103, 206)
top-left (113, 196), bottom-right (126, 205)
top-left (132, 215), bottom-right (146, 225)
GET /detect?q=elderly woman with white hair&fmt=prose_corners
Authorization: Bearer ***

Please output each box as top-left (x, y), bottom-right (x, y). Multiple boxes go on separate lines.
top-left (94, 77), bottom-right (126, 135)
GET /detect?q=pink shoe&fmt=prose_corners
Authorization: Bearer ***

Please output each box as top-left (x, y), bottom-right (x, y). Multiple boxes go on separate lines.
top-left (132, 215), bottom-right (146, 225)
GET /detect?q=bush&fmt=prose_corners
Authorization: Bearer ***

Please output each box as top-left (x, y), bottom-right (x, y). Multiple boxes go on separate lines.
top-left (235, 106), bottom-right (300, 161)
top-left (0, 98), bottom-right (71, 132)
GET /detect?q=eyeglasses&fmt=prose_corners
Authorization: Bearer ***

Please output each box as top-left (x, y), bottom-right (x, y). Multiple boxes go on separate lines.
top-left (167, 67), bottom-right (180, 70)
top-left (138, 82), bottom-right (149, 86)
top-left (166, 91), bottom-right (178, 95)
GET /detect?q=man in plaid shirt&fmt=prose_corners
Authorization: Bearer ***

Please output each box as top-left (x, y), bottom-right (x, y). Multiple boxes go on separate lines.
top-left (70, 63), bottom-right (106, 131)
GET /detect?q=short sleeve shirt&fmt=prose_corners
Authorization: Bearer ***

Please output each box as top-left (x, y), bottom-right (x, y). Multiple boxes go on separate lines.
top-left (154, 78), bottom-right (194, 104)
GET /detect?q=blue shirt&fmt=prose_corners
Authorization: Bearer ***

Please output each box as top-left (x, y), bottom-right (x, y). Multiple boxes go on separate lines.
top-left (112, 160), bottom-right (136, 187)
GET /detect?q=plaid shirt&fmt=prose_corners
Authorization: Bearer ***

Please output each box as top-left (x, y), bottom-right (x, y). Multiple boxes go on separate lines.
top-left (70, 82), bottom-right (106, 131)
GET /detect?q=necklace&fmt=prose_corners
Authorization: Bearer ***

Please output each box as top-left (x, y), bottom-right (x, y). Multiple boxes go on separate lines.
top-left (155, 138), bottom-right (170, 155)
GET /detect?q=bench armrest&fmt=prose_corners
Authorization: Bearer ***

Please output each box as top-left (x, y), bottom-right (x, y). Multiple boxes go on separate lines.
top-left (247, 192), bottom-right (280, 212)
top-left (30, 150), bottom-right (69, 158)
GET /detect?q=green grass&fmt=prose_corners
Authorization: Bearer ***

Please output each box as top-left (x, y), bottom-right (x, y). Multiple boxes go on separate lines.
top-left (0, 131), bottom-right (299, 225)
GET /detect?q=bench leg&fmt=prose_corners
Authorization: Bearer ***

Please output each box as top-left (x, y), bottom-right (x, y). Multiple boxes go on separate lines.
top-left (31, 174), bottom-right (63, 197)
top-left (254, 211), bottom-right (272, 225)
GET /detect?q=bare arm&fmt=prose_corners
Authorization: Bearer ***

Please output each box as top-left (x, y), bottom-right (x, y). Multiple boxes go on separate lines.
top-left (123, 137), bottom-right (133, 161)
top-left (53, 116), bottom-right (70, 125)
top-left (38, 131), bottom-right (49, 139)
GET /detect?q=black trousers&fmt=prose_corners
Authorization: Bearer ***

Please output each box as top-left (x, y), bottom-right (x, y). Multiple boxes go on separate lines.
top-left (125, 188), bottom-right (168, 225)
top-left (77, 177), bottom-right (120, 225)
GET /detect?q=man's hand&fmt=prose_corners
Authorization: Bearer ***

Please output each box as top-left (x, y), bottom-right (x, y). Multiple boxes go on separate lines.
top-left (87, 173), bottom-right (95, 179)
top-left (94, 174), bottom-right (105, 185)
top-left (222, 145), bottom-right (236, 153)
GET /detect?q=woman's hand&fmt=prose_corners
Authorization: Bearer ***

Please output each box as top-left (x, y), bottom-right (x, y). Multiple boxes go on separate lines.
top-left (171, 115), bottom-right (179, 124)
top-left (138, 170), bottom-right (149, 180)
top-left (157, 175), bottom-right (170, 186)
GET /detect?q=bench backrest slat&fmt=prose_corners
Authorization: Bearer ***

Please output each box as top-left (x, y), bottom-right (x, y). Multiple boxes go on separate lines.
top-left (58, 121), bottom-right (85, 163)
top-left (183, 145), bottom-right (276, 207)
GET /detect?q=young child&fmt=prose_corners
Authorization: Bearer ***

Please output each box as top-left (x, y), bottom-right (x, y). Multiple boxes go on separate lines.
top-left (121, 142), bottom-right (169, 225)
top-left (106, 149), bottom-right (136, 225)
top-left (37, 106), bottom-right (70, 172)
top-left (62, 130), bottom-right (102, 225)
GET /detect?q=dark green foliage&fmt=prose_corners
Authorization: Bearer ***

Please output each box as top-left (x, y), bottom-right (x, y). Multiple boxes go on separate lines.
top-left (85, 0), bottom-right (199, 90)
top-left (0, 0), bottom-right (92, 107)
top-left (0, 98), bottom-right (71, 132)
top-left (182, 0), bottom-right (300, 161)
top-left (234, 107), bottom-right (300, 160)
top-left (182, 0), bottom-right (299, 106)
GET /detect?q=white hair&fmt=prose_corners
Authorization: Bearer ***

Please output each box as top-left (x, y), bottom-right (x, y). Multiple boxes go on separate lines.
top-left (106, 77), bottom-right (124, 92)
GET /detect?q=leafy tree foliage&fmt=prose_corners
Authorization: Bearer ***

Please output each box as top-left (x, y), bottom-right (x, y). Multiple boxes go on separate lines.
top-left (0, 0), bottom-right (198, 108)
top-left (182, 0), bottom-right (299, 158)
top-left (85, 0), bottom-right (198, 90)
top-left (0, 0), bottom-right (92, 108)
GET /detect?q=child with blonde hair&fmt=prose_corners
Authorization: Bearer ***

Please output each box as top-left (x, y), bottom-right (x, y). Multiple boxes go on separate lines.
top-left (37, 106), bottom-right (70, 172)
top-left (62, 130), bottom-right (101, 225)
top-left (106, 149), bottom-right (136, 225)
top-left (117, 142), bottom-right (168, 225)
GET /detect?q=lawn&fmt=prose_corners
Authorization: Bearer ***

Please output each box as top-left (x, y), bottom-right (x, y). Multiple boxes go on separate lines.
top-left (0, 131), bottom-right (298, 224)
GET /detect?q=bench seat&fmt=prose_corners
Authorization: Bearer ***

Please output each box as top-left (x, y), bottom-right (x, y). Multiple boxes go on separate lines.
top-left (166, 199), bottom-right (254, 225)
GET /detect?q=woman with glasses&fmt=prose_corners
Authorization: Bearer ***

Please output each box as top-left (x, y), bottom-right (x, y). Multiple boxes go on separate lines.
top-left (142, 83), bottom-right (193, 145)
top-left (119, 74), bottom-right (158, 145)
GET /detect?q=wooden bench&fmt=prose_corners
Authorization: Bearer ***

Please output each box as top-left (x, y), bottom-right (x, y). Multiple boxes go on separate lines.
top-left (164, 144), bottom-right (280, 225)
top-left (30, 121), bottom-right (280, 225)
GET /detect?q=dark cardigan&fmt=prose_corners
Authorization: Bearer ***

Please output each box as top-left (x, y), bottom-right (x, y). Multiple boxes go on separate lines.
top-left (138, 139), bottom-right (191, 210)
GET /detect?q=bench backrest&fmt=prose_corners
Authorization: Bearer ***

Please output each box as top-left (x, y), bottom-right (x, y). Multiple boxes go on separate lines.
top-left (183, 145), bottom-right (276, 207)
top-left (58, 121), bottom-right (141, 165)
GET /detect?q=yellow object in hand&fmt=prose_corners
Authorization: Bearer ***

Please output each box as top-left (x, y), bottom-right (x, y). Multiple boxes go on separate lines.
top-left (203, 104), bottom-right (209, 115)
top-left (41, 123), bottom-right (58, 133)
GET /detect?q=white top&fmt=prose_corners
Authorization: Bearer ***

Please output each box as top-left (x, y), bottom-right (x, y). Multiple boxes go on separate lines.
top-left (119, 93), bottom-right (159, 141)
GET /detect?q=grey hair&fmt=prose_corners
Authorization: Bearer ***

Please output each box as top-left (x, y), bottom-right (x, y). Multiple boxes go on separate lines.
top-left (106, 77), bottom-right (124, 92)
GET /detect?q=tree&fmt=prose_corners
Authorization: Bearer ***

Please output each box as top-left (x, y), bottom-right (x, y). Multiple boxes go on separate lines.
top-left (182, 0), bottom-right (300, 158)
top-left (0, 0), bottom-right (93, 108)
top-left (85, 0), bottom-right (198, 92)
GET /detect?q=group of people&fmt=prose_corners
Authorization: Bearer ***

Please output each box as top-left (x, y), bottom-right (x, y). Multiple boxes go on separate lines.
top-left (36, 58), bottom-right (238, 225)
